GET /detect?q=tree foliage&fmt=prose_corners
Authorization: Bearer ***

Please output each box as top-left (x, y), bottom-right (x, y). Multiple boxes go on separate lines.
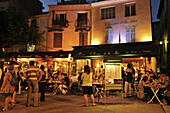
top-left (0, 10), bottom-right (44, 52)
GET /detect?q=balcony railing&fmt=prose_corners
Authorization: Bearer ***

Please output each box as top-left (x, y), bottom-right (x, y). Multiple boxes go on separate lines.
top-left (53, 19), bottom-right (69, 28)
top-left (75, 19), bottom-right (91, 31)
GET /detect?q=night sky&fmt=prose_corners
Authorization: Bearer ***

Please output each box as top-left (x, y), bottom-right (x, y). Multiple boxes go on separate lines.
top-left (40, 0), bottom-right (161, 22)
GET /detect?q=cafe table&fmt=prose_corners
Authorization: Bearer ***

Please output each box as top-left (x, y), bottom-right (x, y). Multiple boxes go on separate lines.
top-left (92, 82), bottom-right (103, 98)
top-left (147, 85), bottom-right (163, 105)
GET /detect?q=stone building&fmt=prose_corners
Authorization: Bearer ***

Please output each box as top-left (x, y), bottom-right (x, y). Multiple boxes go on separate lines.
top-left (157, 0), bottom-right (170, 75)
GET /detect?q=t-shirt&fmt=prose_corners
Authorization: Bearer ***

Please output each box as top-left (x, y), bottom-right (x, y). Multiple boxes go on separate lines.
top-left (81, 72), bottom-right (92, 86)
top-left (70, 76), bottom-right (78, 83)
top-left (26, 66), bottom-right (39, 80)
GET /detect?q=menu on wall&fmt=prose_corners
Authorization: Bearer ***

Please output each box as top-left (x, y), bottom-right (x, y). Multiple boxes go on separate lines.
top-left (105, 63), bottom-right (121, 80)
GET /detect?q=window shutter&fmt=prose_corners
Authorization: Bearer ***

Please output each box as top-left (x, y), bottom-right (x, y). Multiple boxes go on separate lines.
top-left (125, 5), bottom-right (130, 17)
top-left (84, 32), bottom-right (88, 46)
top-left (131, 27), bottom-right (136, 42)
top-left (131, 4), bottom-right (136, 16)
top-left (108, 28), bottom-right (113, 44)
top-left (54, 33), bottom-right (62, 48)
top-left (79, 32), bottom-right (83, 46)
top-left (126, 27), bottom-right (131, 43)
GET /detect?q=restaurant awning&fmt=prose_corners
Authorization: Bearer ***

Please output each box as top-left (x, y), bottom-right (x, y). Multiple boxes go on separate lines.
top-left (72, 41), bottom-right (161, 59)
top-left (0, 51), bottom-right (72, 59)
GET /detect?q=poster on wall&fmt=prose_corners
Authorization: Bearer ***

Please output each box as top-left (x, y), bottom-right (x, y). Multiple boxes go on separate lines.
top-left (105, 63), bottom-right (122, 84)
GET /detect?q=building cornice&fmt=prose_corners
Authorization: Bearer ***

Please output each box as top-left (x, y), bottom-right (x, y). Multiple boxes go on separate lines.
top-left (91, 0), bottom-right (136, 7)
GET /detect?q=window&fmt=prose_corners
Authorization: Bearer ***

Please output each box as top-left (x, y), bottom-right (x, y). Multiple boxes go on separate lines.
top-left (101, 7), bottom-right (115, 20)
top-left (126, 26), bottom-right (135, 43)
top-left (27, 44), bottom-right (35, 52)
top-left (77, 13), bottom-right (87, 27)
top-left (104, 28), bottom-right (113, 44)
top-left (79, 32), bottom-right (88, 46)
top-left (54, 33), bottom-right (62, 48)
top-left (125, 3), bottom-right (136, 17)
top-left (53, 13), bottom-right (67, 25)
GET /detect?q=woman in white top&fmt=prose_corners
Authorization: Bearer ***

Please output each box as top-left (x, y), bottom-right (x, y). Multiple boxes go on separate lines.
top-left (81, 65), bottom-right (96, 107)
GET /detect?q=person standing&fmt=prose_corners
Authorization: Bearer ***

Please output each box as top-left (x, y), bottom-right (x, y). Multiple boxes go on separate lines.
top-left (81, 65), bottom-right (96, 107)
top-left (38, 65), bottom-right (46, 102)
top-left (124, 63), bottom-right (134, 97)
top-left (0, 64), bottom-right (15, 111)
top-left (24, 61), bottom-right (39, 107)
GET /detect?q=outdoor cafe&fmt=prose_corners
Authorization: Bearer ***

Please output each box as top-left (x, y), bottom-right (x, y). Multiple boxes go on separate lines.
top-left (72, 41), bottom-right (161, 103)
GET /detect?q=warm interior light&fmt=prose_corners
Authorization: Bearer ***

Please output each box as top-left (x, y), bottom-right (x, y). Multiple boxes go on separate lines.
top-left (140, 57), bottom-right (143, 59)
top-left (160, 41), bottom-right (163, 44)
top-left (92, 41), bottom-right (99, 45)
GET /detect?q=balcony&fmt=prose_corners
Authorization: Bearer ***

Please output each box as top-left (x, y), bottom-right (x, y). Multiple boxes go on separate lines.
top-left (75, 19), bottom-right (91, 31)
top-left (48, 20), bottom-right (69, 32)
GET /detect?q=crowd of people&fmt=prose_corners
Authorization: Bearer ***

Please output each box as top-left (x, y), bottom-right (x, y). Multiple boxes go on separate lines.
top-left (0, 60), bottom-right (84, 111)
top-left (122, 63), bottom-right (170, 105)
top-left (0, 60), bottom-right (169, 111)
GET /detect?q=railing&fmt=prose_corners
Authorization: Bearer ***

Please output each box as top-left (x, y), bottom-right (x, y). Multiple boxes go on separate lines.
top-left (53, 19), bottom-right (69, 28)
top-left (74, 19), bottom-right (91, 31)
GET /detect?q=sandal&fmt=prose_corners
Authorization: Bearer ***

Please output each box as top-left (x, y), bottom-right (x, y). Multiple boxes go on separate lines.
top-left (1, 108), bottom-right (8, 111)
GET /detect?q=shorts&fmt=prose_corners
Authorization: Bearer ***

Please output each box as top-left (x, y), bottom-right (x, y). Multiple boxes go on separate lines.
top-left (82, 86), bottom-right (93, 94)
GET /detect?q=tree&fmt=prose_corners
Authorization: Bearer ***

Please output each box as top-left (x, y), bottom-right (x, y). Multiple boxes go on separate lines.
top-left (0, 10), bottom-right (44, 52)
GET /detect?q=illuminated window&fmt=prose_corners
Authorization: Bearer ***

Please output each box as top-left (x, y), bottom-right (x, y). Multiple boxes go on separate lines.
top-left (54, 33), bottom-right (62, 48)
top-left (125, 3), bottom-right (136, 17)
top-left (27, 44), bottom-right (35, 52)
top-left (126, 26), bottom-right (135, 43)
top-left (101, 7), bottom-right (115, 20)
top-left (104, 28), bottom-right (113, 44)
top-left (79, 32), bottom-right (88, 46)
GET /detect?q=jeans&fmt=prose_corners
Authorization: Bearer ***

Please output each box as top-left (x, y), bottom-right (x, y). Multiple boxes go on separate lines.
top-left (27, 80), bottom-right (38, 106)
top-left (124, 81), bottom-right (132, 96)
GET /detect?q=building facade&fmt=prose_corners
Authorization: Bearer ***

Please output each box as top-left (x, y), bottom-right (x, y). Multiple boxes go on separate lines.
top-left (91, 0), bottom-right (152, 45)
top-left (157, 0), bottom-right (170, 75)
top-left (73, 0), bottom-right (159, 77)
top-left (47, 3), bottom-right (91, 51)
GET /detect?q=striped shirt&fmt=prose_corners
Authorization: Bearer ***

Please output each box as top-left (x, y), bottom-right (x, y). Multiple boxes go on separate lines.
top-left (26, 66), bottom-right (39, 80)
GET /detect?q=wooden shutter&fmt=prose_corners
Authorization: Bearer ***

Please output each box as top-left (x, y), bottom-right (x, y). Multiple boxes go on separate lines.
top-left (54, 33), bottom-right (62, 48)
top-left (126, 27), bottom-right (131, 43)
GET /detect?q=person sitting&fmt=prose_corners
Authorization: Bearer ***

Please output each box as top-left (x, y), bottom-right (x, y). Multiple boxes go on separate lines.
top-left (70, 74), bottom-right (78, 93)
top-left (157, 74), bottom-right (169, 105)
top-left (50, 72), bottom-right (59, 94)
top-left (137, 76), bottom-right (150, 99)
top-left (58, 73), bottom-right (70, 95)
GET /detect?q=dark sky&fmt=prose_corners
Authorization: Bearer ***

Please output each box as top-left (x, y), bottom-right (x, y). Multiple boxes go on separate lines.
top-left (40, 0), bottom-right (161, 22)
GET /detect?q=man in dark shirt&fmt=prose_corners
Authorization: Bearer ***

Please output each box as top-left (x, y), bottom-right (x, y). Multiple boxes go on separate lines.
top-left (58, 73), bottom-right (70, 95)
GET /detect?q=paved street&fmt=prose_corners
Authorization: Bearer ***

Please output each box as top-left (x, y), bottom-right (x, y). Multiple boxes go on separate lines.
top-left (0, 92), bottom-right (169, 113)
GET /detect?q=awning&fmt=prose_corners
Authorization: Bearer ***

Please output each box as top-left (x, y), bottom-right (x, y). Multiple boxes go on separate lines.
top-left (0, 51), bottom-right (72, 59)
top-left (72, 41), bottom-right (161, 59)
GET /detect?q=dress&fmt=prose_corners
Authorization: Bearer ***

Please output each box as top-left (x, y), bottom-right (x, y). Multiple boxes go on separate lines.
top-left (1, 72), bottom-right (15, 96)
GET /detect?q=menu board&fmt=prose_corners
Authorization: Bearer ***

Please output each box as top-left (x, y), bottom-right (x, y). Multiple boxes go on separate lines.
top-left (105, 63), bottom-right (121, 80)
